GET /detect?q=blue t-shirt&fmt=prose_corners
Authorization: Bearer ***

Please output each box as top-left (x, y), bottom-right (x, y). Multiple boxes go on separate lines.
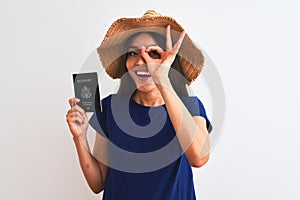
top-left (89, 94), bottom-right (211, 200)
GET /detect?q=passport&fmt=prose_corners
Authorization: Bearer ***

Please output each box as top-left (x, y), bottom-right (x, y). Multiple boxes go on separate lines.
top-left (72, 72), bottom-right (101, 112)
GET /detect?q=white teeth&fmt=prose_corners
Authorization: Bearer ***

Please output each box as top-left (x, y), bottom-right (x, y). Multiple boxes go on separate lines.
top-left (136, 71), bottom-right (150, 76)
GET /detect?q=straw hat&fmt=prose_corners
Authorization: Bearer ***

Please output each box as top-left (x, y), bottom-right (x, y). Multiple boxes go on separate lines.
top-left (97, 10), bottom-right (204, 84)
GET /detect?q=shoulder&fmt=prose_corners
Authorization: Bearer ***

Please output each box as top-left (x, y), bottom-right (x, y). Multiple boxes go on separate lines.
top-left (180, 96), bottom-right (205, 111)
top-left (100, 94), bottom-right (117, 112)
top-left (101, 94), bottom-right (113, 105)
top-left (91, 94), bottom-right (114, 119)
top-left (181, 96), bottom-right (212, 133)
top-left (180, 95), bottom-right (200, 103)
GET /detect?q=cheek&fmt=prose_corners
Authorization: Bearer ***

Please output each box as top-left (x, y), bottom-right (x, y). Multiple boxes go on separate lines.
top-left (126, 59), bottom-right (135, 71)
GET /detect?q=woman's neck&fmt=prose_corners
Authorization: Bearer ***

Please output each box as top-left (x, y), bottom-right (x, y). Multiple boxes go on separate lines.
top-left (133, 89), bottom-right (164, 107)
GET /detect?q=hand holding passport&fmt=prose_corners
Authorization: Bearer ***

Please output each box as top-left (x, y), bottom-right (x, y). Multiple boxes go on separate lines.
top-left (72, 72), bottom-right (101, 112)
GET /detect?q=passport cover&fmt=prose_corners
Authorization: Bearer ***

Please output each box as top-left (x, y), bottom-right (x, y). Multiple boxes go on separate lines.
top-left (72, 72), bottom-right (101, 112)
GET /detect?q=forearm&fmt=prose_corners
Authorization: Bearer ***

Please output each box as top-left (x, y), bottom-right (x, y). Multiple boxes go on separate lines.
top-left (73, 136), bottom-right (105, 193)
top-left (156, 80), bottom-right (210, 166)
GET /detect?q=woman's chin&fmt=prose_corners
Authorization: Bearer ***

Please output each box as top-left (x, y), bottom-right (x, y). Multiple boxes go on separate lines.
top-left (136, 82), bottom-right (157, 93)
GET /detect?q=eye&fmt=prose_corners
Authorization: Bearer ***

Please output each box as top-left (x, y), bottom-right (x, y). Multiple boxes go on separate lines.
top-left (148, 50), bottom-right (161, 59)
top-left (127, 51), bottom-right (138, 57)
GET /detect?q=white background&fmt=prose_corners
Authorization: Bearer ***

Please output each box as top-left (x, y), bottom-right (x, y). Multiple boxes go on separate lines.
top-left (0, 0), bottom-right (299, 199)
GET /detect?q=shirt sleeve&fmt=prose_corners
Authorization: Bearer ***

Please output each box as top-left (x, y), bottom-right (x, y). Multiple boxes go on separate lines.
top-left (181, 96), bottom-right (212, 133)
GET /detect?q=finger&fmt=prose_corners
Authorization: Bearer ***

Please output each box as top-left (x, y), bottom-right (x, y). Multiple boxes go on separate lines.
top-left (145, 46), bottom-right (164, 54)
top-left (82, 109), bottom-right (88, 122)
top-left (69, 97), bottom-right (80, 107)
top-left (145, 45), bottom-right (164, 52)
top-left (166, 25), bottom-right (172, 51)
top-left (71, 116), bottom-right (84, 125)
top-left (67, 107), bottom-right (85, 120)
top-left (172, 31), bottom-right (185, 54)
top-left (67, 110), bottom-right (84, 120)
top-left (72, 105), bottom-right (86, 118)
top-left (141, 47), bottom-right (153, 63)
top-left (67, 111), bottom-right (85, 124)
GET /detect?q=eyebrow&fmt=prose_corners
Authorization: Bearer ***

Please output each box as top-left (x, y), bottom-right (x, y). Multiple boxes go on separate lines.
top-left (127, 44), bottom-right (158, 50)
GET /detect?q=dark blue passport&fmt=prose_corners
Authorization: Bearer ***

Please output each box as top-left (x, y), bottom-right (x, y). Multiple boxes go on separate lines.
top-left (72, 72), bottom-right (101, 112)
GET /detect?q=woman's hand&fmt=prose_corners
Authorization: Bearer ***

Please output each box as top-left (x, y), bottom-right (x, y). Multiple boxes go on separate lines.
top-left (66, 98), bottom-right (88, 139)
top-left (141, 25), bottom-right (185, 83)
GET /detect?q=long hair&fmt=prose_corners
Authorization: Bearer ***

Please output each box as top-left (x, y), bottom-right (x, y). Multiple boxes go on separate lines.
top-left (117, 32), bottom-right (189, 97)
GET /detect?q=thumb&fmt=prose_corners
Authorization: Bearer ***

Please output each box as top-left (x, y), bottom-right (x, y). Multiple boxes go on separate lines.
top-left (69, 97), bottom-right (80, 107)
top-left (141, 48), bottom-right (153, 64)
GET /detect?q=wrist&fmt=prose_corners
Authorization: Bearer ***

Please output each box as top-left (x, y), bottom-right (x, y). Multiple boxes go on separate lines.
top-left (73, 134), bottom-right (88, 146)
top-left (155, 78), bottom-right (173, 91)
top-left (153, 75), bottom-right (171, 87)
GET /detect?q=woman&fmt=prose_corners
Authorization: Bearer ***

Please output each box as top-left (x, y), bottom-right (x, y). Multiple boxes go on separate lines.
top-left (66, 10), bottom-right (211, 200)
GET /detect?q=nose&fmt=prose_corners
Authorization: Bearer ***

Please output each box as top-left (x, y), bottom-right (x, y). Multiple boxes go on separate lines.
top-left (136, 53), bottom-right (146, 66)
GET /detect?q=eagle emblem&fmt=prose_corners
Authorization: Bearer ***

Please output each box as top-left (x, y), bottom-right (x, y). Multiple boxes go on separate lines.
top-left (80, 86), bottom-right (92, 99)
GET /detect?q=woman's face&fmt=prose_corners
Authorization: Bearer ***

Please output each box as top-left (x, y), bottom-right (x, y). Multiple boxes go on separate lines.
top-left (125, 33), bottom-right (162, 92)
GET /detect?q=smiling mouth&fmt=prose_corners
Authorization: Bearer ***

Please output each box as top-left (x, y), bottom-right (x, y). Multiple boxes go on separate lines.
top-left (135, 70), bottom-right (151, 78)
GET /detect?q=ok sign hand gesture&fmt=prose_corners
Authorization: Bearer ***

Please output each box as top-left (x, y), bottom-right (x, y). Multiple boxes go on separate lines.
top-left (141, 25), bottom-right (185, 84)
